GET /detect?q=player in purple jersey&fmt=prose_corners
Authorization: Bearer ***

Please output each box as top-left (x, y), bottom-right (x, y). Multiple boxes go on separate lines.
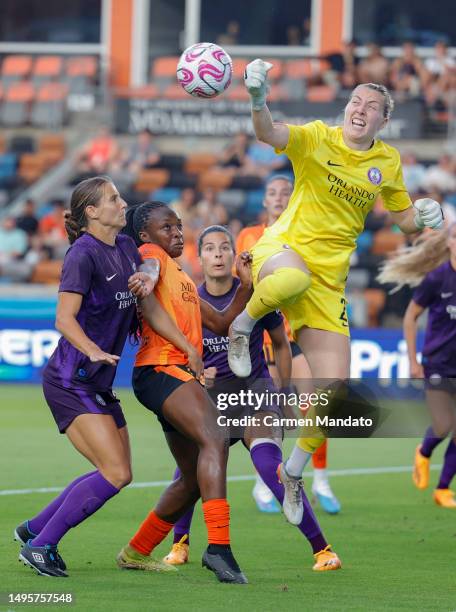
top-left (379, 223), bottom-right (456, 508)
top-left (163, 226), bottom-right (341, 571)
top-left (14, 177), bottom-right (191, 578)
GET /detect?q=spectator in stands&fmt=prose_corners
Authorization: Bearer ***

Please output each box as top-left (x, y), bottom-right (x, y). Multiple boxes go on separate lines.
top-left (401, 152), bottom-right (427, 195)
top-left (39, 199), bottom-right (69, 258)
top-left (77, 125), bottom-right (119, 173)
top-left (0, 216), bottom-right (28, 267)
top-left (286, 25), bottom-right (301, 46)
top-left (217, 20), bottom-right (240, 46)
top-left (217, 133), bottom-right (250, 171)
top-left (421, 154), bottom-right (456, 193)
top-left (322, 39), bottom-right (360, 90)
top-left (196, 188), bottom-right (228, 226)
top-left (16, 198), bottom-right (39, 236)
top-left (358, 43), bottom-right (390, 86)
top-left (243, 140), bottom-right (288, 179)
top-left (390, 42), bottom-right (427, 99)
top-left (125, 129), bottom-right (161, 174)
top-left (170, 187), bottom-right (201, 234)
top-left (425, 40), bottom-right (456, 78)
top-left (425, 188), bottom-right (456, 226)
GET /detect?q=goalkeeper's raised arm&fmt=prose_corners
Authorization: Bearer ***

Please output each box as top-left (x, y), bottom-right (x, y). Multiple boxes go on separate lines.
top-left (244, 59), bottom-right (289, 150)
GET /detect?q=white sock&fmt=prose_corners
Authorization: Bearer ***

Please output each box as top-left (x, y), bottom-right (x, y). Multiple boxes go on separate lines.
top-left (233, 309), bottom-right (257, 334)
top-left (313, 468), bottom-right (328, 485)
top-left (285, 445), bottom-right (312, 478)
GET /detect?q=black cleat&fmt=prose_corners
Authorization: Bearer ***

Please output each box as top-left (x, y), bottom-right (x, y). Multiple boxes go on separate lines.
top-left (202, 545), bottom-right (248, 584)
top-left (14, 523), bottom-right (67, 572)
top-left (19, 541), bottom-right (68, 577)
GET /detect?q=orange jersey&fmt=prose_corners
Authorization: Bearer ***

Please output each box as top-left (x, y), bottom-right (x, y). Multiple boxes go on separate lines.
top-left (236, 224), bottom-right (266, 254)
top-left (135, 243), bottom-right (203, 367)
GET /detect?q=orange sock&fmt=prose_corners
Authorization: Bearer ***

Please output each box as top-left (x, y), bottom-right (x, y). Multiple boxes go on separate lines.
top-left (312, 439), bottom-right (327, 469)
top-left (202, 499), bottom-right (230, 545)
top-left (129, 510), bottom-right (174, 556)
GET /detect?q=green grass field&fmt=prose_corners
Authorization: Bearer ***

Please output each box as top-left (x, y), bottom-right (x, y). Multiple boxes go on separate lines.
top-left (1, 385), bottom-right (455, 612)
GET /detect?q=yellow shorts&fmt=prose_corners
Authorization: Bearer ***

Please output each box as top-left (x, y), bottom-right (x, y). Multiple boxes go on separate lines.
top-left (251, 235), bottom-right (350, 338)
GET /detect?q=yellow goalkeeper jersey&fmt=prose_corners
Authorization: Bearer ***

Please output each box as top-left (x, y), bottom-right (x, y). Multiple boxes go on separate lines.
top-left (267, 120), bottom-right (411, 289)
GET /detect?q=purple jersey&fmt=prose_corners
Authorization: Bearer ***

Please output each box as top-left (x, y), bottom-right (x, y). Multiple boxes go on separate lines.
top-left (44, 233), bottom-right (141, 391)
top-left (413, 260), bottom-right (456, 375)
top-left (198, 277), bottom-right (283, 381)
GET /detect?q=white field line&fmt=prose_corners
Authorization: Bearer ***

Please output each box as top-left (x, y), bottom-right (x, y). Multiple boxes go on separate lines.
top-left (0, 464), bottom-right (442, 497)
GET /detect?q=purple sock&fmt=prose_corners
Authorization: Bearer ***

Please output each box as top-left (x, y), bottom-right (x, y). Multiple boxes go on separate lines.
top-left (421, 427), bottom-right (444, 458)
top-left (250, 442), bottom-right (327, 553)
top-left (172, 467), bottom-right (193, 545)
top-left (31, 472), bottom-right (119, 547)
top-left (28, 471), bottom-right (97, 535)
top-left (437, 440), bottom-right (456, 489)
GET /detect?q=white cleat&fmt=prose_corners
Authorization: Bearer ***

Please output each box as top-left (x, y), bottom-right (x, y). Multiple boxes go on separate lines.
top-left (228, 324), bottom-right (252, 378)
top-left (277, 462), bottom-right (304, 525)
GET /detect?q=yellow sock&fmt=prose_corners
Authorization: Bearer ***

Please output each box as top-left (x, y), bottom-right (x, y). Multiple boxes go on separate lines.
top-left (246, 267), bottom-right (310, 320)
top-left (296, 436), bottom-right (326, 453)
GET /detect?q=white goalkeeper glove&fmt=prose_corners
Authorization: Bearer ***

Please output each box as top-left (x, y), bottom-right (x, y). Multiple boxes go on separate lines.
top-left (413, 198), bottom-right (444, 230)
top-left (244, 58), bottom-right (273, 111)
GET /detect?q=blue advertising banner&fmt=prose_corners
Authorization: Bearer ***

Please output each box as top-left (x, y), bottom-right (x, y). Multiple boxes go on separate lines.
top-left (0, 300), bottom-right (423, 387)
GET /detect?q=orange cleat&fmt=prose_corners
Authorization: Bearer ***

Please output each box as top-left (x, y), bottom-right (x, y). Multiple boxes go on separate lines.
top-left (433, 488), bottom-right (456, 508)
top-left (163, 534), bottom-right (189, 565)
top-left (312, 545), bottom-right (342, 571)
top-left (412, 445), bottom-right (430, 490)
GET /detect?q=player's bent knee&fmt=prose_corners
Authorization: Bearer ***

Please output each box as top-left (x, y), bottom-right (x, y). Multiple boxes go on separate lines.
top-left (102, 465), bottom-right (132, 489)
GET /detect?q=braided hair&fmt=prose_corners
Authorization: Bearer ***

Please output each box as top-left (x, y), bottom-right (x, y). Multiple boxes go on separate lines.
top-left (64, 175), bottom-right (112, 244)
top-left (123, 201), bottom-right (169, 246)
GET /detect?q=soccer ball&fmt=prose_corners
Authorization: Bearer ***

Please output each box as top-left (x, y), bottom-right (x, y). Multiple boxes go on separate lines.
top-left (176, 42), bottom-right (233, 98)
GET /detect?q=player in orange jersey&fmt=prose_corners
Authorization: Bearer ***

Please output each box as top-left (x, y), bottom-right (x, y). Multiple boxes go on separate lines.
top-left (118, 201), bottom-right (252, 583)
top-left (239, 175), bottom-right (341, 514)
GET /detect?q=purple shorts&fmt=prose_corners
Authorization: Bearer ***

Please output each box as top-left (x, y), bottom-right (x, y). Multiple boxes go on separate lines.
top-left (42, 378), bottom-right (127, 434)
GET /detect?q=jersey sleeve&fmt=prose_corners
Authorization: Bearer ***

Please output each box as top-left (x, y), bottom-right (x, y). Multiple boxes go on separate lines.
top-left (59, 245), bottom-right (94, 295)
top-left (260, 309), bottom-right (284, 332)
top-left (380, 150), bottom-right (412, 212)
top-left (413, 270), bottom-right (440, 309)
top-left (275, 120), bottom-right (326, 173)
top-left (138, 243), bottom-right (167, 278)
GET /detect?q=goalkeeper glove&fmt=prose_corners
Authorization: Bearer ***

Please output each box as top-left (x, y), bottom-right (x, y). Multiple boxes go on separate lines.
top-left (244, 58), bottom-right (273, 111)
top-left (413, 198), bottom-right (444, 230)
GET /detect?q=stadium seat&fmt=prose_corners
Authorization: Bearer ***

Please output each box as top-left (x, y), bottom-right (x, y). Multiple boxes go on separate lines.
top-left (231, 175), bottom-right (264, 190)
top-left (363, 288), bottom-right (386, 327)
top-left (198, 169), bottom-right (233, 191)
top-left (1, 55), bottom-right (33, 86)
top-left (134, 168), bottom-right (170, 192)
top-left (65, 56), bottom-right (97, 94)
top-left (152, 56), bottom-right (179, 90)
top-left (116, 84), bottom-right (159, 98)
top-left (218, 189), bottom-right (246, 214)
top-left (151, 187), bottom-right (181, 204)
top-left (0, 133), bottom-right (6, 155)
top-left (30, 260), bottom-right (63, 284)
top-left (162, 83), bottom-right (189, 99)
top-left (231, 58), bottom-right (249, 83)
top-left (225, 85), bottom-right (250, 101)
top-left (31, 83), bottom-right (68, 128)
top-left (159, 154), bottom-right (185, 172)
top-left (168, 171), bottom-right (197, 188)
top-left (184, 152), bottom-right (218, 175)
top-left (0, 153), bottom-right (17, 182)
top-left (371, 230), bottom-right (406, 256)
top-left (306, 86), bottom-right (337, 103)
top-left (18, 153), bottom-right (48, 184)
top-left (1, 81), bottom-right (35, 126)
top-left (284, 59), bottom-right (318, 80)
top-left (32, 56), bottom-right (63, 86)
top-left (38, 134), bottom-right (66, 166)
top-left (268, 83), bottom-right (290, 102)
top-left (9, 135), bottom-right (35, 154)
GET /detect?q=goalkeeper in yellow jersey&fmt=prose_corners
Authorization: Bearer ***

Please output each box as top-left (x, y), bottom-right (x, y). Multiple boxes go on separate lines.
top-left (227, 59), bottom-right (444, 525)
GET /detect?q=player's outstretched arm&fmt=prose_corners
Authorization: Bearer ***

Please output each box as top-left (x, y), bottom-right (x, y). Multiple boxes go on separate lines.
top-left (244, 59), bottom-right (289, 150)
top-left (139, 293), bottom-right (203, 377)
top-left (200, 256), bottom-right (253, 334)
top-left (390, 198), bottom-right (444, 233)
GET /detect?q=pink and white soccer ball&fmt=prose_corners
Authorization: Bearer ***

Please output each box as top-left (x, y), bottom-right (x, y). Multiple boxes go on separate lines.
top-left (176, 42), bottom-right (233, 98)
